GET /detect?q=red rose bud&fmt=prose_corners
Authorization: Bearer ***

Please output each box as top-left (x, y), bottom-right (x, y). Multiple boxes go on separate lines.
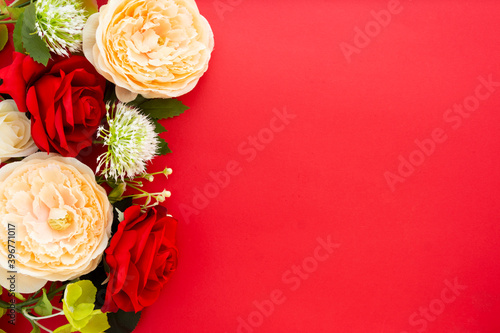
top-left (0, 52), bottom-right (106, 157)
top-left (102, 205), bottom-right (178, 313)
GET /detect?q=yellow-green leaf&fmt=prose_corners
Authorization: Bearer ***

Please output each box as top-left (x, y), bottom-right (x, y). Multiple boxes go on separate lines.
top-left (0, 0), bottom-right (7, 15)
top-left (30, 323), bottom-right (41, 333)
top-left (34, 288), bottom-right (53, 317)
top-left (73, 303), bottom-right (94, 321)
top-left (0, 24), bottom-right (9, 52)
top-left (7, 6), bottom-right (25, 19)
top-left (63, 280), bottom-right (104, 330)
top-left (53, 324), bottom-right (73, 333)
top-left (81, 311), bottom-right (110, 333)
top-left (15, 292), bottom-right (26, 301)
top-left (82, 0), bottom-right (98, 15)
top-left (108, 182), bottom-right (127, 204)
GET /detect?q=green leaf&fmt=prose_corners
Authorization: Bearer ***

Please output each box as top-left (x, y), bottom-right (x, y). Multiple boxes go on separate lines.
top-left (154, 120), bottom-right (167, 134)
top-left (134, 98), bottom-right (189, 120)
top-left (13, 14), bottom-right (24, 53)
top-left (106, 310), bottom-right (141, 333)
top-left (21, 4), bottom-right (50, 65)
top-left (108, 182), bottom-right (127, 204)
top-left (29, 321), bottom-right (41, 333)
top-left (34, 288), bottom-right (52, 317)
top-left (8, 6), bottom-right (25, 19)
top-left (48, 282), bottom-right (58, 294)
top-left (157, 137), bottom-right (172, 155)
top-left (0, 24), bottom-right (8, 52)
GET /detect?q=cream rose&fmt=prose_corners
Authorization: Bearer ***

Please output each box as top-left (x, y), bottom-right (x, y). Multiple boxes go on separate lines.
top-left (83, 0), bottom-right (214, 102)
top-left (0, 153), bottom-right (113, 293)
top-left (0, 100), bottom-right (38, 163)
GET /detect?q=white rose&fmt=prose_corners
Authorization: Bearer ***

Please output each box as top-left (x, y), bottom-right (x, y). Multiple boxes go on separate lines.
top-left (0, 99), bottom-right (38, 163)
top-left (0, 153), bottom-right (113, 293)
top-left (83, 0), bottom-right (214, 102)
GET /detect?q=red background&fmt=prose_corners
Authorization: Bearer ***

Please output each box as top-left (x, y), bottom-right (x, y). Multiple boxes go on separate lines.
top-left (2, 0), bottom-right (500, 332)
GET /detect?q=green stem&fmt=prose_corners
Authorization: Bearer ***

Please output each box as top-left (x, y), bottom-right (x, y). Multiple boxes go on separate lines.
top-left (15, 1), bottom-right (31, 8)
top-left (27, 289), bottom-right (42, 302)
top-left (0, 19), bottom-right (16, 24)
top-left (0, 299), bottom-right (10, 308)
top-left (124, 179), bottom-right (142, 186)
top-left (15, 279), bottom-right (78, 309)
top-left (121, 193), bottom-right (149, 199)
top-left (127, 184), bottom-right (149, 195)
top-left (9, 0), bottom-right (30, 8)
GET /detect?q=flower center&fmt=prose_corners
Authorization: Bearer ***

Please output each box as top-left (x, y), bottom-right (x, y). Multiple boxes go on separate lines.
top-left (48, 208), bottom-right (72, 231)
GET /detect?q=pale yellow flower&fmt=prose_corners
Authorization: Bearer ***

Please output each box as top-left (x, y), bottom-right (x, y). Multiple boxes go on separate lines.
top-left (0, 153), bottom-right (112, 293)
top-left (0, 100), bottom-right (38, 163)
top-left (83, 0), bottom-right (214, 102)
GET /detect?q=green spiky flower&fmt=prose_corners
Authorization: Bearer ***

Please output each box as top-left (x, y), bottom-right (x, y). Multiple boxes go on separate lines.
top-left (35, 0), bottom-right (87, 56)
top-left (97, 102), bottom-right (159, 181)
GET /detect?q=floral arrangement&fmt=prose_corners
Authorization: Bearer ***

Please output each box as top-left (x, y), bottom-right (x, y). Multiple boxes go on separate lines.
top-left (0, 0), bottom-right (214, 331)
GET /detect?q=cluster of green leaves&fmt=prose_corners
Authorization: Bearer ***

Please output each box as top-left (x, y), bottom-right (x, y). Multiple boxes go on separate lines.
top-left (14, 3), bottom-right (51, 65)
top-left (0, 0), bottom-right (26, 52)
top-left (1, 0), bottom-right (51, 64)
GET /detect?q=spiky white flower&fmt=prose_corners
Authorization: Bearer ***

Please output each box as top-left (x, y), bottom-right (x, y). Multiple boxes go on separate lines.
top-left (97, 103), bottom-right (159, 181)
top-left (35, 0), bottom-right (87, 56)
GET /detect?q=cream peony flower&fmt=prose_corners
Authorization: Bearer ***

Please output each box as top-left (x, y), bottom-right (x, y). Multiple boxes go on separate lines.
top-left (0, 100), bottom-right (39, 163)
top-left (0, 153), bottom-right (113, 293)
top-left (83, 0), bottom-right (214, 102)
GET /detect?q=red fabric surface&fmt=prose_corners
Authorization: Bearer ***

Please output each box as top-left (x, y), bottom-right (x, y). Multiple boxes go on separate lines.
top-left (2, 0), bottom-right (500, 332)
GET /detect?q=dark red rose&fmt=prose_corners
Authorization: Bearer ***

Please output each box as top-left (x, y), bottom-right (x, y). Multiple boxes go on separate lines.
top-left (102, 205), bottom-right (178, 313)
top-left (0, 52), bottom-right (106, 156)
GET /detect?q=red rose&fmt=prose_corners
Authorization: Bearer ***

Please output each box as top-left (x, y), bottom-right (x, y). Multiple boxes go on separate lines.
top-left (0, 52), bottom-right (106, 156)
top-left (102, 206), bottom-right (178, 313)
